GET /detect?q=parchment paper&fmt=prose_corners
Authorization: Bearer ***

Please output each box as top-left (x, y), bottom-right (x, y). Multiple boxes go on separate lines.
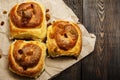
top-left (0, 0), bottom-right (96, 80)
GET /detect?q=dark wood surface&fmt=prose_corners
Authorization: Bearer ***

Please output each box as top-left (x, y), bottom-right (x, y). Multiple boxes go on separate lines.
top-left (51, 0), bottom-right (120, 80)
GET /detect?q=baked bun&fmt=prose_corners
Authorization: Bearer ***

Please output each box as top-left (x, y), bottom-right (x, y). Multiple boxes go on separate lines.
top-left (8, 40), bottom-right (46, 78)
top-left (46, 20), bottom-right (82, 58)
top-left (9, 2), bottom-right (46, 41)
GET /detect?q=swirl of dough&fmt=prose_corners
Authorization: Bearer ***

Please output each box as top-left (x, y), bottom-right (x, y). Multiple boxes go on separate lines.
top-left (10, 2), bottom-right (43, 28)
top-left (8, 40), bottom-right (46, 77)
top-left (47, 20), bottom-right (82, 58)
top-left (52, 21), bottom-right (78, 50)
top-left (13, 41), bottom-right (41, 70)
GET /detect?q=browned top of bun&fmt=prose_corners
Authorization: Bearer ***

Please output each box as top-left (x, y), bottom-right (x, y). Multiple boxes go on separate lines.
top-left (50, 21), bottom-right (78, 50)
top-left (10, 2), bottom-right (43, 28)
top-left (13, 40), bottom-right (41, 70)
top-left (8, 40), bottom-right (44, 77)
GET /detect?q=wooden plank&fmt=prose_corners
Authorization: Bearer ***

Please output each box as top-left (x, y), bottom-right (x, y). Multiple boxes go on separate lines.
top-left (50, 0), bottom-right (83, 80)
top-left (50, 62), bottom-right (82, 80)
top-left (63, 0), bottom-right (83, 23)
top-left (82, 0), bottom-right (120, 80)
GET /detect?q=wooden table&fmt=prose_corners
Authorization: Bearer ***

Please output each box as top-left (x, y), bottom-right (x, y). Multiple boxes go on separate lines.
top-left (51, 0), bottom-right (120, 80)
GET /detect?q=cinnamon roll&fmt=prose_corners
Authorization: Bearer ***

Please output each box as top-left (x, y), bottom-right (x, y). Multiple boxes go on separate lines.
top-left (9, 2), bottom-right (46, 41)
top-left (8, 40), bottom-right (46, 78)
top-left (46, 20), bottom-right (82, 58)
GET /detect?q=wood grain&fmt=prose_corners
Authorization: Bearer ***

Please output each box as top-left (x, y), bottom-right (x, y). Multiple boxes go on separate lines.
top-left (63, 0), bottom-right (83, 23)
top-left (82, 0), bottom-right (120, 80)
top-left (50, 61), bottom-right (82, 80)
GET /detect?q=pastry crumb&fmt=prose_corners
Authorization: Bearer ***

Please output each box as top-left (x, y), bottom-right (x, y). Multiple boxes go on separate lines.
top-left (3, 10), bottom-right (7, 14)
top-left (0, 21), bottom-right (4, 26)
top-left (46, 9), bottom-right (49, 12)
top-left (47, 23), bottom-right (52, 27)
top-left (46, 14), bottom-right (50, 21)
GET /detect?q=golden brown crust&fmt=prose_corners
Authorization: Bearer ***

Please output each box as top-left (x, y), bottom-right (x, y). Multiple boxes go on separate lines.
top-left (8, 40), bottom-right (46, 77)
top-left (52, 21), bottom-right (78, 50)
top-left (47, 20), bottom-right (82, 58)
top-left (10, 2), bottom-right (43, 28)
top-left (9, 2), bottom-right (46, 40)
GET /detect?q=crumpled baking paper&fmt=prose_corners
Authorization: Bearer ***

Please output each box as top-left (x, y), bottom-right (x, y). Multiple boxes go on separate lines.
top-left (0, 0), bottom-right (96, 80)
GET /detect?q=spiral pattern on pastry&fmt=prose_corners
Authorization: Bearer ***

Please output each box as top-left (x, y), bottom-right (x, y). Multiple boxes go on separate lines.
top-left (8, 40), bottom-right (46, 77)
top-left (52, 21), bottom-right (78, 50)
top-left (47, 20), bottom-right (82, 58)
top-left (10, 2), bottom-right (43, 28)
top-left (9, 2), bottom-right (46, 40)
